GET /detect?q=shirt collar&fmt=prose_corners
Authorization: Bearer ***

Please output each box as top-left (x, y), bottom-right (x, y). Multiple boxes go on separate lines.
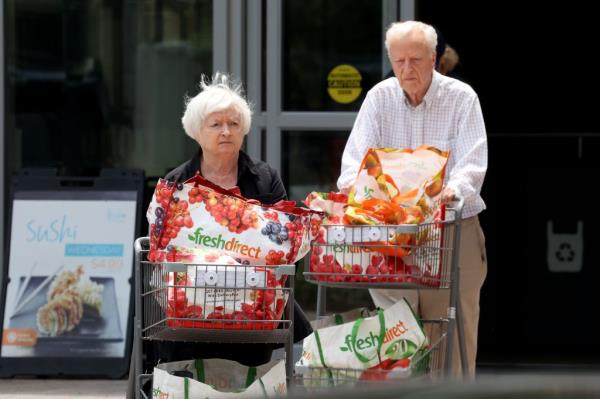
top-left (400, 70), bottom-right (441, 109)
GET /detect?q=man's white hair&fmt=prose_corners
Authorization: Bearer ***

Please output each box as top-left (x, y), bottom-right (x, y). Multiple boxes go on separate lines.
top-left (181, 72), bottom-right (252, 141)
top-left (385, 21), bottom-right (437, 56)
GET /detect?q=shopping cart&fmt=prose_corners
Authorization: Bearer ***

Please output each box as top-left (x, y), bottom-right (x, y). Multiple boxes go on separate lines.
top-left (295, 318), bottom-right (447, 389)
top-left (301, 196), bottom-right (466, 381)
top-left (132, 237), bottom-right (296, 399)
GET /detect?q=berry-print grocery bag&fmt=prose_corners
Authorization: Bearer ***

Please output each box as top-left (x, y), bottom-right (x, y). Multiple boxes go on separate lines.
top-left (147, 173), bottom-right (323, 265)
top-left (344, 146), bottom-right (449, 257)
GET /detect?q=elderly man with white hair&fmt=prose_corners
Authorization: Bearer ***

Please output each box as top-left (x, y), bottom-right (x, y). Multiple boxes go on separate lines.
top-left (337, 21), bottom-right (488, 376)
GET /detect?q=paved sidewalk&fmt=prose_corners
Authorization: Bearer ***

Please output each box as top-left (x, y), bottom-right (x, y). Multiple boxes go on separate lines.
top-left (0, 379), bottom-right (127, 399)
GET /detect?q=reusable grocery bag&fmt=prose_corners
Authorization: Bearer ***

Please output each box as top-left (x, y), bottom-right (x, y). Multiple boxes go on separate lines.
top-left (344, 146), bottom-right (449, 257)
top-left (152, 358), bottom-right (286, 398)
top-left (146, 173), bottom-right (323, 264)
top-left (297, 298), bottom-right (428, 374)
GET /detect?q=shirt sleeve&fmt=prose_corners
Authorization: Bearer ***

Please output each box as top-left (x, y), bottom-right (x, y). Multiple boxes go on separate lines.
top-left (445, 94), bottom-right (488, 207)
top-left (337, 92), bottom-right (381, 190)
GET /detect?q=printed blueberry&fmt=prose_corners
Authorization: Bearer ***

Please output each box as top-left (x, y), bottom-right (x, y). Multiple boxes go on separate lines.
top-left (288, 214), bottom-right (297, 222)
top-left (155, 207), bottom-right (164, 217)
top-left (172, 196), bottom-right (180, 203)
top-left (176, 183), bottom-right (184, 191)
top-left (166, 245), bottom-right (175, 252)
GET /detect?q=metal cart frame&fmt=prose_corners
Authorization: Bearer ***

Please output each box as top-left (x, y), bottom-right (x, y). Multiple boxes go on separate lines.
top-left (302, 196), bottom-right (467, 375)
top-left (132, 237), bottom-right (296, 398)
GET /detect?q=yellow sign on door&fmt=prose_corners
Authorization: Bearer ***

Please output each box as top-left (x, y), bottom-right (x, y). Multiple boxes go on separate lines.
top-left (327, 64), bottom-right (362, 104)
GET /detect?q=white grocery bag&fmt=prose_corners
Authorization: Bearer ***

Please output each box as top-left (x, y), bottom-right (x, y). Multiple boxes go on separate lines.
top-left (152, 358), bottom-right (286, 398)
top-left (298, 298), bottom-right (427, 371)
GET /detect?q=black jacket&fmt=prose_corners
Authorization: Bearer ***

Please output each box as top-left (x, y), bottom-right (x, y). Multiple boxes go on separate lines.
top-left (156, 149), bottom-right (312, 365)
top-left (165, 149), bottom-right (287, 206)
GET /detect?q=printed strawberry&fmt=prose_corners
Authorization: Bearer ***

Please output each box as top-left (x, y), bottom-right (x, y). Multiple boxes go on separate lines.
top-left (255, 289), bottom-right (276, 306)
top-left (185, 305), bottom-right (203, 319)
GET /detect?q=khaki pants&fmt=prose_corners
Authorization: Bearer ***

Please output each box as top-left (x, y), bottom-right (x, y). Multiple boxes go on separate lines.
top-left (370, 216), bottom-right (487, 376)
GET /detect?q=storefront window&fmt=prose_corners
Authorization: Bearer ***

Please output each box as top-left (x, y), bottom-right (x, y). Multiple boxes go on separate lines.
top-left (282, 130), bottom-right (348, 201)
top-left (4, 0), bottom-right (212, 180)
top-left (283, 0), bottom-right (383, 111)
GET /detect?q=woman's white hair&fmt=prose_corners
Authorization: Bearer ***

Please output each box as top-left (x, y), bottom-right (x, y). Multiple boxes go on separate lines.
top-left (181, 72), bottom-right (252, 141)
top-left (385, 21), bottom-right (437, 56)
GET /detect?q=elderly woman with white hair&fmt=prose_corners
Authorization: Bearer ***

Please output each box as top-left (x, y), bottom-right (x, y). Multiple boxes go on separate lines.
top-left (167, 73), bottom-right (285, 201)
top-left (127, 73), bottom-right (312, 398)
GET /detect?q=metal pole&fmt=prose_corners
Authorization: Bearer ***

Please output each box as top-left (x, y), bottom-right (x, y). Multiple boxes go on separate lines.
top-left (265, 0), bottom-right (281, 173)
top-left (0, 0), bottom-right (5, 286)
top-left (286, 268), bottom-right (295, 385)
top-left (316, 285), bottom-right (326, 319)
top-left (133, 238), bottom-right (145, 399)
top-left (444, 196), bottom-right (466, 374)
top-left (212, 0), bottom-right (228, 73)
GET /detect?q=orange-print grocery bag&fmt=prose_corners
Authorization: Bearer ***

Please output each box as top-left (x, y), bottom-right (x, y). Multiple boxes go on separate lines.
top-left (344, 146), bottom-right (449, 256)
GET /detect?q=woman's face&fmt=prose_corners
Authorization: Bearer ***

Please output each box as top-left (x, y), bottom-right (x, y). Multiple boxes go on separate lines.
top-left (197, 107), bottom-right (245, 156)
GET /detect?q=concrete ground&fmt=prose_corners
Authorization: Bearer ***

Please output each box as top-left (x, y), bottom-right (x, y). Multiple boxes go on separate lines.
top-left (0, 379), bottom-right (127, 399)
top-left (0, 345), bottom-right (301, 399)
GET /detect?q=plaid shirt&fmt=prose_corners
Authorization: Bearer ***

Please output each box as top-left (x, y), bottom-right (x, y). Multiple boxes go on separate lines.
top-left (337, 71), bottom-right (487, 218)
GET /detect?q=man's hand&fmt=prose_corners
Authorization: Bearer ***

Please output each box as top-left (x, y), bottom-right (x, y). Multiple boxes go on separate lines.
top-left (441, 187), bottom-right (456, 204)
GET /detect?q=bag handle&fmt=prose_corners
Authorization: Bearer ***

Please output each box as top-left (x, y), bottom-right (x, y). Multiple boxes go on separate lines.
top-left (185, 173), bottom-right (322, 217)
top-left (194, 359), bottom-right (257, 389)
top-left (350, 309), bottom-right (386, 364)
top-left (258, 378), bottom-right (269, 398)
top-left (194, 359), bottom-right (205, 382)
top-left (245, 366), bottom-right (257, 387)
top-left (313, 330), bottom-right (335, 385)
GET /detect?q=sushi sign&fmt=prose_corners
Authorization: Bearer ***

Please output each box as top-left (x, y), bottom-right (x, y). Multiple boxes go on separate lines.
top-left (1, 193), bottom-right (138, 366)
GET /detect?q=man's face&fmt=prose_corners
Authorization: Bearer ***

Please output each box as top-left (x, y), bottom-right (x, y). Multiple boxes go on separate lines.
top-left (388, 30), bottom-right (436, 100)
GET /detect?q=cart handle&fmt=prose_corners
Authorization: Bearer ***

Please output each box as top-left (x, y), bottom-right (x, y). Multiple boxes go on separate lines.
top-left (448, 194), bottom-right (464, 220)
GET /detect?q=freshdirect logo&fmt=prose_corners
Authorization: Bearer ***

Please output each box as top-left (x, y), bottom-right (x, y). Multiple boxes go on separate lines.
top-left (339, 320), bottom-right (408, 353)
top-left (152, 387), bottom-right (171, 399)
top-left (332, 244), bottom-right (373, 254)
top-left (188, 227), bottom-right (262, 259)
